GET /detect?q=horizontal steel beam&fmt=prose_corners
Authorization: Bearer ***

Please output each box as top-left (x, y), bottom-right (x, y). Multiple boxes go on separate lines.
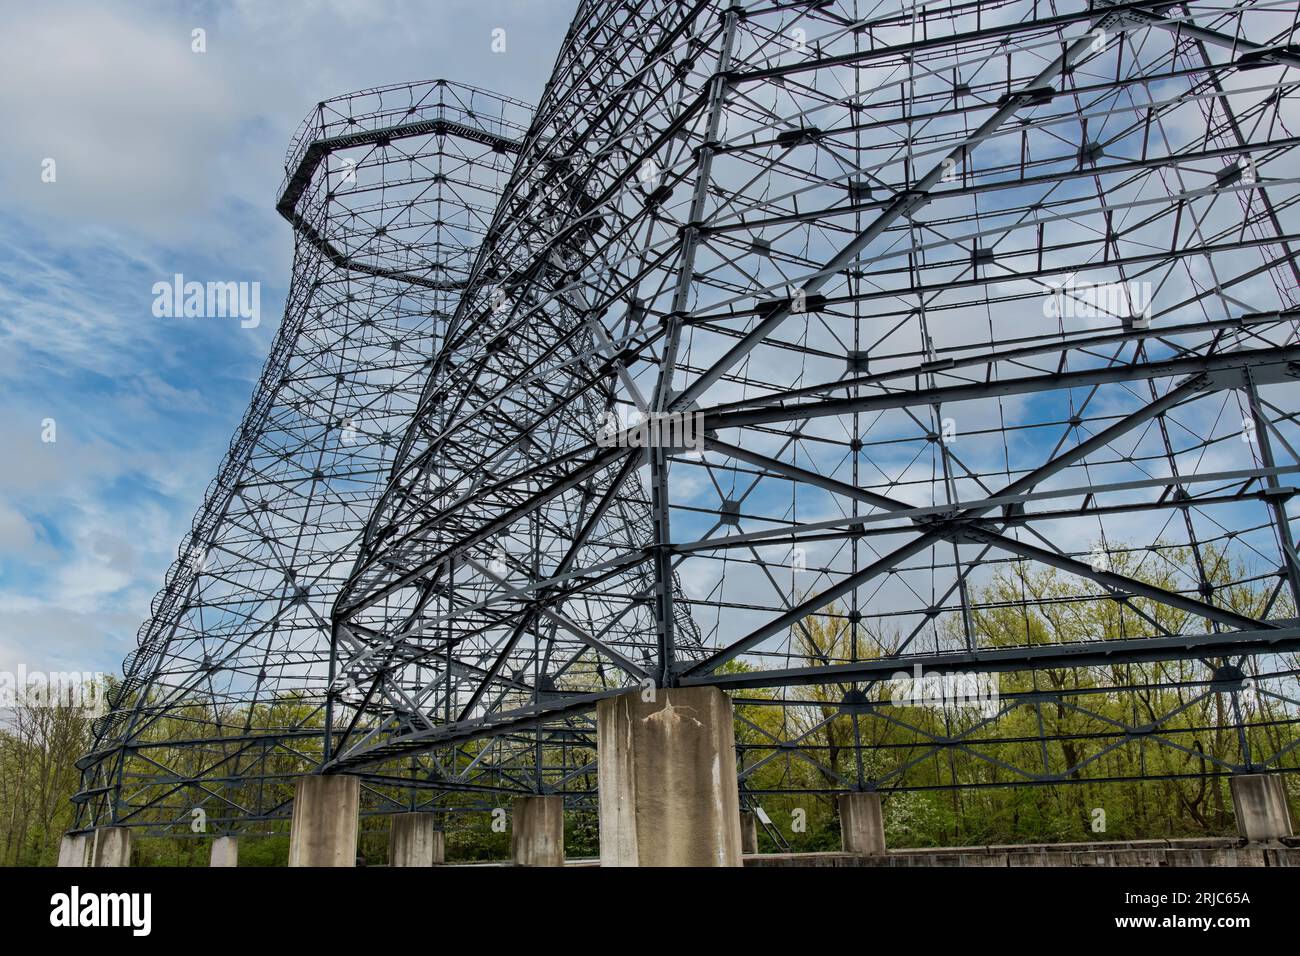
top-left (684, 625), bottom-right (1300, 691)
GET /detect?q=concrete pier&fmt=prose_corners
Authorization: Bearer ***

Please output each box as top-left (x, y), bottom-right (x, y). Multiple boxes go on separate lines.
top-left (511, 796), bottom-right (564, 867)
top-left (741, 811), bottom-right (759, 855)
top-left (288, 774), bottom-right (360, 867)
top-left (597, 686), bottom-right (743, 867)
top-left (210, 836), bottom-right (238, 867)
top-left (1230, 773), bottom-right (1294, 842)
top-left (90, 827), bottom-right (132, 867)
top-left (390, 812), bottom-right (445, 866)
top-left (839, 792), bottom-right (886, 855)
top-left (56, 833), bottom-right (89, 867)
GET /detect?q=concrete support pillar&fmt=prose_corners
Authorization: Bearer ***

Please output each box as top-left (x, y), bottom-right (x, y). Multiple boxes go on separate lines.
top-left (740, 811), bottom-right (759, 855)
top-left (288, 774), bottom-right (360, 867)
top-left (597, 686), bottom-right (743, 867)
top-left (210, 836), bottom-right (238, 867)
top-left (390, 813), bottom-right (445, 866)
top-left (1231, 773), bottom-right (1294, 842)
top-left (511, 796), bottom-right (564, 867)
top-left (839, 792), bottom-right (886, 855)
top-left (57, 833), bottom-right (89, 867)
top-left (743, 811), bottom-right (759, 858)
top-left (90, 827), bottom-right (132, 867)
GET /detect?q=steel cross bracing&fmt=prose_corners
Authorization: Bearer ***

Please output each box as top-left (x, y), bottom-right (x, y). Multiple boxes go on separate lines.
top-left (327, 0), bottom-right (1300, 811)
top-left (71, 80), bottom-right (545, 833)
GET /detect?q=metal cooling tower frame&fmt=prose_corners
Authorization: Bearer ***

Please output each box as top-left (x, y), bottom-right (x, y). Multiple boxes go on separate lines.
top-left (329, 0), bottom-right (1300, 814)
top-left (72, 80), bottom-right (536, 834)
top-left (73, 0), bottom-right (1300, 842)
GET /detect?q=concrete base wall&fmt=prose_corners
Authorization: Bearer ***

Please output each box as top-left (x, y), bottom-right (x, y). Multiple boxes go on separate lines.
top-left (288, 775), bottom-right (360, 867)
top-left (597, 686), bottom-right (743, 867)
top-left (512, 796), bottom-right (564, 867)
top-left (210, 836), bottom-right (238, 867)
top-left (839, 792), bottom-right (886, 855)
top-left (57, 833), bottom-right (89, 868)
top-left (1231, 773), bottom-right (1294, 842)
top-left (91, 827), bottom-right (131, 867)
top-left (391, 813), bottom-right (445, 866)
top-left (745, 837), bottom-right (1300, 867)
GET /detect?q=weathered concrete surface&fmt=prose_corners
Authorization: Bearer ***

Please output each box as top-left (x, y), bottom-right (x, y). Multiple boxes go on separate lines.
top-left (744, 837), bottom-right (1300, 867)
top-left (57, 833), bottom-right (89, 867)
top-left (597, 686), bottom-right (743, 867)
top-left (210, 836), bottom-right (238, 867)
top-left (839, 792), bottom-right (886, 855)
top-left (288, 774), bottom-right (360, 867)
top-left (741, 811), bottom-right (759, 855)
top-left (90, 827), bottom-right (131, 867)
top-left (1230, 773), bottom-right (1294, 842)
top-left (512, 796), bottom-right (565, 867)
top-left (391, 812), bottom-right (445, 866)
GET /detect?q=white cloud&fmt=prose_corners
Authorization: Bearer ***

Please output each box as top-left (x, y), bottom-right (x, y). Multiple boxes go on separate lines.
top-left (0, 7), bottom-right (239, 231)
top-left (0, 501), bottom-right (45, 555)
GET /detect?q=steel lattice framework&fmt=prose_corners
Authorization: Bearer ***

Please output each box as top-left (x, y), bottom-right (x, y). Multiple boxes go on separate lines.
top-left (78, 0), bottom-right (1300, 839)
top-left (74, 80), bottom-right (537, 832)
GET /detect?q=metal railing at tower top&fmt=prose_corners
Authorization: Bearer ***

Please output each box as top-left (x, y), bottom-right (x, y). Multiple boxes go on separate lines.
top-left (280, 79), bottom-right (532, 211)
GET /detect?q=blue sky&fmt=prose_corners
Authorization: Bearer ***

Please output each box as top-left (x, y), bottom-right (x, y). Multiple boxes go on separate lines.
top-left (0, 0), bottom-right (571, 677)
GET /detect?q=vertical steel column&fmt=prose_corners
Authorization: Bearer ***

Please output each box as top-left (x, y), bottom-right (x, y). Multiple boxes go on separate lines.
top-left (650, 5), bottom-right (740, 686)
